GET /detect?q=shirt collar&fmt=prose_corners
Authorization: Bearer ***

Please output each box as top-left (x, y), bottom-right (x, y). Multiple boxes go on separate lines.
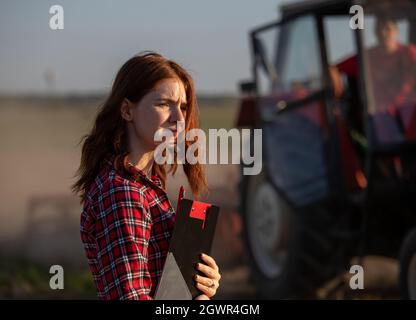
top-left (104, 153), bottom-right (163, 188)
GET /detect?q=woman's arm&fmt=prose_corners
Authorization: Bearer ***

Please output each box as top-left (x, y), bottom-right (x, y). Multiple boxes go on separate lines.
top-left (94, 178), bottom-right (153, 300)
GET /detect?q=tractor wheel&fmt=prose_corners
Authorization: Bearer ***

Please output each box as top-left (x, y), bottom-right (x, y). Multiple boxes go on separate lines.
top-left (240, 171), bottom-right (342, 299)
top-left (399, 228), bottom-right (416, 300)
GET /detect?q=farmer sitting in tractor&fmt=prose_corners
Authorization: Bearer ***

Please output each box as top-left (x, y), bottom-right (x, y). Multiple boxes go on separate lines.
top-left (330, 15), bottom-right (416, 145)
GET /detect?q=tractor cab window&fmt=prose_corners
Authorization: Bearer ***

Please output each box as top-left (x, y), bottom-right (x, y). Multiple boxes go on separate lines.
top-left (254, 15), bottom-right (323, 101)
top-left (277, 15), bottom-right (323, 101)
top-left (325, 16), bottom-right (356, 66)
top-left (253, 25), bottom-right (280, 96)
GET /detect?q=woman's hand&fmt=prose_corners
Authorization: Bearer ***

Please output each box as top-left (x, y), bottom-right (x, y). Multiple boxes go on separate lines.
top-left (193, 253), bottom-right (221, 299)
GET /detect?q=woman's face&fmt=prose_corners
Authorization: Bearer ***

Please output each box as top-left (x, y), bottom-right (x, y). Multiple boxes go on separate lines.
top-left (121, 77), bottom-right (187, 152)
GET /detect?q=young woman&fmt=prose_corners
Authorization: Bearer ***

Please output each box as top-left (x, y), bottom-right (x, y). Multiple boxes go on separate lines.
top-left (72, 52), bottom-right (221, 300)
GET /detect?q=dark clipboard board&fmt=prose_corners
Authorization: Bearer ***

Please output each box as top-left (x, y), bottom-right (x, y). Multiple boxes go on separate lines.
top-left (154, 187), bottom-right (220, 300)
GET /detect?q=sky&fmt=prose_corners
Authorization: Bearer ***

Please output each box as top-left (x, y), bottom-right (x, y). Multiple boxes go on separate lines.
top-left (0, 0), bottom-right (290, 95)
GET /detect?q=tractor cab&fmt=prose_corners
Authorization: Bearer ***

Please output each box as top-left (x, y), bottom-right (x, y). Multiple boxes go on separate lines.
top-left (237, 0), bottom-right (416, 299)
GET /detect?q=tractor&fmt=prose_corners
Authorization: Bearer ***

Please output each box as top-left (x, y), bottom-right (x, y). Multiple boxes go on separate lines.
top-left (236, 0), bottom-right (416, 299)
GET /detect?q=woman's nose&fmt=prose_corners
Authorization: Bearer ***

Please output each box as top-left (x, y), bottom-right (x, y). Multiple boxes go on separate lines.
top-left (171, 104), bottom-right (185, 122)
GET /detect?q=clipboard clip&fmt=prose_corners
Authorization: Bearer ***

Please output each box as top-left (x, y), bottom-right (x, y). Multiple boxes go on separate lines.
top-left (177, 186), bottom-right (212, 230)
top-left (189, 201), bottom-right (212, 230)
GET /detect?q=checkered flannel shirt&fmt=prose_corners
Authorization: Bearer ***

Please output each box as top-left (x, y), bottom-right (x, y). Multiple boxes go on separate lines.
top-left (80, 153), bottom-right (177, 300)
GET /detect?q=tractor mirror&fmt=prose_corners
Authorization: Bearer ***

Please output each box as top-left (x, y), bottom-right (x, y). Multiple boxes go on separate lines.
top-left (239, 80), bottom-right (256, 95)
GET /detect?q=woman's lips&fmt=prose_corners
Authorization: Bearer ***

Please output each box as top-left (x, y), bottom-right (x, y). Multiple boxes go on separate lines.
top-left (163, 128), bottom-right (177, 141)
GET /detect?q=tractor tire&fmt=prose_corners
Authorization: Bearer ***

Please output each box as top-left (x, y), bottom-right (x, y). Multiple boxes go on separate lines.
top-left (399, 228), bottom-right (416, 300)
top-left (240, 170), bottom-right (344, 299)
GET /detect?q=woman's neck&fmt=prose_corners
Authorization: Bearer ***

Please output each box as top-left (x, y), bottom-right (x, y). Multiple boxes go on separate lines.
top-left (125, 123), bottom-right (155, 177)
top-left (128, 151), bottom-right (154, 177)
top-left (127, 147), bottom-right (155, 177)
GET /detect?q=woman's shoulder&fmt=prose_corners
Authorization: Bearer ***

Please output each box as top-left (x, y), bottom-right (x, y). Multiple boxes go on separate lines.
top-left (81, 156), bottom-right (152, 231)
top-left (86, 154), bottom-right (149, 207)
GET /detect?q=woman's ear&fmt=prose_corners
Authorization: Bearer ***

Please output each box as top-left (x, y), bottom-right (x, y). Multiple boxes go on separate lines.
top-left (121, 98), bottom-right (134, 121)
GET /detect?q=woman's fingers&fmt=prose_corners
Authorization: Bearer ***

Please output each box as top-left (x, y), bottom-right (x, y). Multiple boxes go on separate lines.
top-left (195, 282), bottom-right (217, 298)
top-left (200, 253), bottom-right (219, 271)
top-left (196, 262), bottom-right (221, 280)
top-left (194, 274), bottom-right (217, 288)
top-left (194, 253), bottom-right (221, 298)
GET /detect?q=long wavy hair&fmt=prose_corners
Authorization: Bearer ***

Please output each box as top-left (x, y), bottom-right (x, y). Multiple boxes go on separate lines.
top-left (72, 52), bottom-right (208, 202)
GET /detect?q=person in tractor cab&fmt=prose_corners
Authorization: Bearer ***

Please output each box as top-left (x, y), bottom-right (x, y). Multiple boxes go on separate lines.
top-left (329, 15), bottom-right (416, 182)
top-left (330, 15), bottom-right (416, 114)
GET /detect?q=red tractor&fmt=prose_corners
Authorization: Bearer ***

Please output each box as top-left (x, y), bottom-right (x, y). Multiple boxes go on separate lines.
top-left (236, 0), bottom-right (416, 299)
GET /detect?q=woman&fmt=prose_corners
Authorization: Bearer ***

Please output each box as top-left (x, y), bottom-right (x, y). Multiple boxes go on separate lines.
top-left (72, 52), bottom-right (221, 300)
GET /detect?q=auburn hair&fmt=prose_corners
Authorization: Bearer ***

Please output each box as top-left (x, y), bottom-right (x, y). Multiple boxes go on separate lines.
top-left (72, 52), bottom-right (208, 202)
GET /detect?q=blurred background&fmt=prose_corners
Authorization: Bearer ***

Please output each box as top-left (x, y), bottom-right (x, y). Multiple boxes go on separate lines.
top-left (0, 0), bottom-right (277, 299)
top-left (1, 0), bottom-right (414, 299)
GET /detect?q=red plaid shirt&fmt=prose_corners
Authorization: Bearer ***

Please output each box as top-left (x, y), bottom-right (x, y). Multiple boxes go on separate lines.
top-left (80, 153), bottom-right (177, 300)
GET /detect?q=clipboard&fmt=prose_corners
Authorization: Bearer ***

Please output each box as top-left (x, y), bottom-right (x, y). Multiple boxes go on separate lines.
top-left (154, 186), bottom-right (220, 300)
